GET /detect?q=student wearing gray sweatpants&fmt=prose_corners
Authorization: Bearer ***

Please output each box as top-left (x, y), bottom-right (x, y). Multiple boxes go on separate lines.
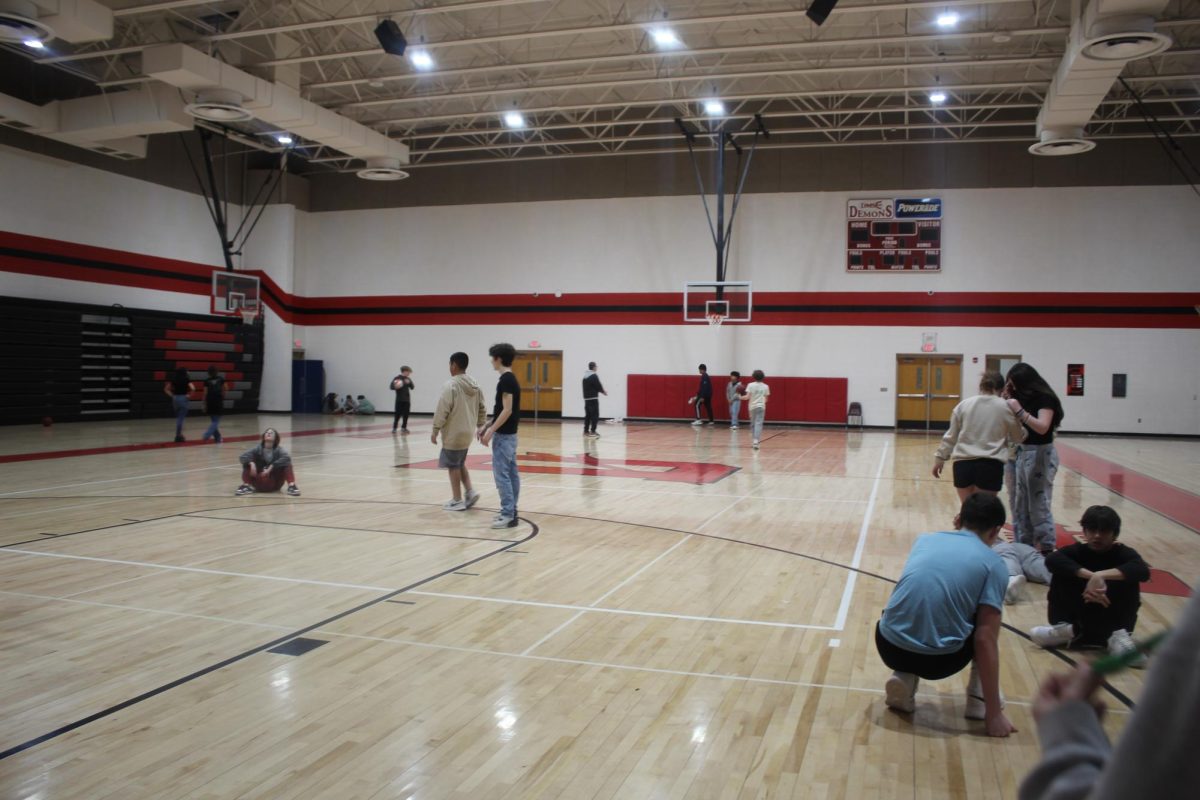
top-left (1004, 363), bottom-right (1064, 554)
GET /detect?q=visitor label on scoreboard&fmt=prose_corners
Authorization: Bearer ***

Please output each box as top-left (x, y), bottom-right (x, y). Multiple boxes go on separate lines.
top-left (847, 197), bottom-right (942, 272)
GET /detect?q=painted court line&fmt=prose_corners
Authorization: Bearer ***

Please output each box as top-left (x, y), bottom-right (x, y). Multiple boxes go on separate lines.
top-left (833, 440), bottom-right (890, 631)
top-left (2, 588), bottom-right (1070, 713)
top-left (1057, 441), bottom-right (1200, 533)
top-left (520, 533), bottom-right (694, 656)
top-left (0, 548), bottom-right (399, 593)
top-left (407, 589), bottom-right (837, 631)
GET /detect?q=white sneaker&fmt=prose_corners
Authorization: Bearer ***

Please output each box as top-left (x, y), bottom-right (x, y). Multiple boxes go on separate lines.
top-left (730, 424), bottom-right (739, 429)
top-left (752, 440), bottom-right (760, 449)
top-left (964, 665), bottom-right (1006, 720)
top-left (443, 499), bottom-right (467, 511)
top-left (691, 419), bottom-right (703, 426)
top-left (1005, 575), bottom-right (1026, 605)
top-left (491, 516), bottom-right (517, 529)
top-left (1107, 629), bottom-right (1148, 669)
top-left (1031, 622), bottom-right (1075, 648)
top-left (463, 489), bottom-right (480, 509)
top-left (884, 671), bottom-right (918, 714)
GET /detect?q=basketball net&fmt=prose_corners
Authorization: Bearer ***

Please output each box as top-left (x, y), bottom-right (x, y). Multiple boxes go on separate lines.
top-left (706, 312), bottom-right (725, 328)
top-left (240, 307), bottom-right (259, 325)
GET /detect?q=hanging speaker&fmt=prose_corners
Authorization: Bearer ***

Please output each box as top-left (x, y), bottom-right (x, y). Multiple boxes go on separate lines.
top-left (374, 19), bottom-right (408, 57)
top-left (806, 0), bottom-right (839, 26)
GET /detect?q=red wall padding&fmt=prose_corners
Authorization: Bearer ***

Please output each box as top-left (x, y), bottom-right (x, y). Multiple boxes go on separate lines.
top-left (626, 374), bottom-right (849, 423)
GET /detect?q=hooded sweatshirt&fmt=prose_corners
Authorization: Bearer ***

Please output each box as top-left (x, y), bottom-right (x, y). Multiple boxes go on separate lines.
top-left (432, 373), bottom-right (487, 449)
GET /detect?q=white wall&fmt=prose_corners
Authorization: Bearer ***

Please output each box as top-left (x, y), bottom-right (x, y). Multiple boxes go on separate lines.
top-left (295, 187), bottom-right (1200, 295)
top-left (294, 186), bottom-right (1200, 435)
top-left (238, 205), bottom-right (297, 411)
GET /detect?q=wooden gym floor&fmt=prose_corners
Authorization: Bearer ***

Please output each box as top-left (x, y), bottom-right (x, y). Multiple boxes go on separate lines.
top-left (1, 414), bottom-right (1196, 799)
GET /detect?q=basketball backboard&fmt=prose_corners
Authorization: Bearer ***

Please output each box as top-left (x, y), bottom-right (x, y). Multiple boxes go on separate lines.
top-left (683, 281), bottom-right (752, 324)
top-left (212, 271), bottom-right (261, 318)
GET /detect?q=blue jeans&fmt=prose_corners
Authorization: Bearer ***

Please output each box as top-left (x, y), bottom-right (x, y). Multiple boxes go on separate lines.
top-left (203, 415), bottom-right (221, 440)
top-left (729, 398), bottom-right (741, 425)
top-left (1013, 444), bottom-right (1059, 551)
top-left (172, 395), bottom-right (189, 434)
top-left (750, 407), bottom-right (765, 441)
top-left (491, 433), bottom-right (520, 518)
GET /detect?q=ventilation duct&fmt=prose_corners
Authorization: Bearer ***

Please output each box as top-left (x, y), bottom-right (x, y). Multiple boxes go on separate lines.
top-left (143, 44), bottom-right (409, 173)
top-left (184, 88), bottom-right (253, 122)
top-left (0, 84), bottom-right (191, 159)
top-left (0, 0), bottom-right (52, 42)
top-left (1031, 0), bottom-right (1171, 156)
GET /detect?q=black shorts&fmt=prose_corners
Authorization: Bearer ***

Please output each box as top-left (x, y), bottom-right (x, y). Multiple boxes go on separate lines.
top-left (874, 621), bottom-right (975, 680)
top-left (952, 458), bottom-right (1004, 492)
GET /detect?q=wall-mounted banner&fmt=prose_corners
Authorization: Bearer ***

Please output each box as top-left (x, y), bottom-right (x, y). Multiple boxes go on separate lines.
top-left (847, 197), bottom-right (942, 272)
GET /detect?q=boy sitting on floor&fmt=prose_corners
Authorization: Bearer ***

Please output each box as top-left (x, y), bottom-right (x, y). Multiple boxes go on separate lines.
top-left (1030, 505), bottom-right (1151, 665)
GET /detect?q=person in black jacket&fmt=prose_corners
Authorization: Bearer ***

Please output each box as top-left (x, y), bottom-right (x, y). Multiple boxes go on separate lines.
top-left (201, 365), bottom-right (225, 443)
top-left (1030, 506), bottom-right (1151, 664)
top-left (390, 366), bottom-right (414, 433)
top-left (582, 362), bottom-right (606, 437)
top-left (162, 367), bottom-right (194, 443)
top-left (690, 363), bottom-right (714, 426)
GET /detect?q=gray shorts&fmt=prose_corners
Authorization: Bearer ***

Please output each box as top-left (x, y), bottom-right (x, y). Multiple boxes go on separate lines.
top-left (439, 448), bottom-right (468, 469)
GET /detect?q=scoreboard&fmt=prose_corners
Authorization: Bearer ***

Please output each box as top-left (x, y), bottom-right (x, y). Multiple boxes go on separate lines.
top-left (847, 197), bottom-right (942, 272)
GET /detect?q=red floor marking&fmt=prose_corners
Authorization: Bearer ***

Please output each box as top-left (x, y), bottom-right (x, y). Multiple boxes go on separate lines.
top-left (0, 422), bottom-right (397, 464)
top-left (399, 451), bottom-right (739, 485)
top-left (1057, 441), bottom-right (1200, 535)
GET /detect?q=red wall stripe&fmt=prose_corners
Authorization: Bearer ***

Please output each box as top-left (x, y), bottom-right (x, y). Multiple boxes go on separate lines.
top-left (5, 229), bottom-right (1199, 329)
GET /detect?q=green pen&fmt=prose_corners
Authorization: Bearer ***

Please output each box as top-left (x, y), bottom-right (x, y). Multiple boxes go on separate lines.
top-left (1090, 630), bottom-right (1170, 676)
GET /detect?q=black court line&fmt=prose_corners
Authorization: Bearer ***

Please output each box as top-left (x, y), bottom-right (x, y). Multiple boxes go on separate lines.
top-left (485, 504), bottom-right (1138, 710)
top-left (0, 491), bottom-right (1146, 708)
top-left (385, 600), bottom-right (416, 605)
top-left (0, 516), bottom-right (539, 762)
top-left (181, 513), bottom-right (519, 544)
top-left (453, 571), bottom-right (480, 576)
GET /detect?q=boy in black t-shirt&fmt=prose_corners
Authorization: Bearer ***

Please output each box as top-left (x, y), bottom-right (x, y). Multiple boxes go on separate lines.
top-left (201, 365), bottom-right (225, 443)
top-left (390, 366), bottom-right (414, 433)
top-left (481, 343), bottom-right (521, 529)
top-left (1030, 506), bottom-right (1151, 665)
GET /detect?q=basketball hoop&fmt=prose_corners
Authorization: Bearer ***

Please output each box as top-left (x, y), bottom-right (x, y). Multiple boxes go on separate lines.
top-left (239, 307), bottom-right (259, 325)
top-left (706, 312), bottom-right (725, 328)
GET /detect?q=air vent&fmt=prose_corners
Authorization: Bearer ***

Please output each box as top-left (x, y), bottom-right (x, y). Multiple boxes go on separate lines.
top-left (184, 88), bottom-right (253, 122)
top-left (1028, 137), bottom-right (1096, 156)
top-left (1082, 15), bottom-right (1171, 62)
top-left (356, 156), bottom-right (409, 181)
top-left (0, 0), bottom-right (53, 43)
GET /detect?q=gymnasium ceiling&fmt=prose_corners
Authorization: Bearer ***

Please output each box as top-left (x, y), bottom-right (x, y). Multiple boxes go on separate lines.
top-left (6, 0), bottom-right (1200, 173)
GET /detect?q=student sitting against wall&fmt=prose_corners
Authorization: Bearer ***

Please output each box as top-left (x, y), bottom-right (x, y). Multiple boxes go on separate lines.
top-left (1030, 506), bottom-right (1150, 665)
top-left (235, 428), bottom-right (301, 497)
top-left (875, 493), bottom-right (1017, 737)
top-left (355, 395), bottom-right (376, 414)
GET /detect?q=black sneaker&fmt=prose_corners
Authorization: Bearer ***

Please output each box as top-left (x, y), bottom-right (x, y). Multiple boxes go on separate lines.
top-left (174, 435), bottom-right (186, 443)
top-left (213, 432), bottom-right (222, 443)
top-left (235, 484), bottom-right (255, 496)
top-left (286, 485), bottom-right (301, 497)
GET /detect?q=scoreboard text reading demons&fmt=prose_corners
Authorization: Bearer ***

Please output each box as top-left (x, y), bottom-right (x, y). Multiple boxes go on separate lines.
top-left (847, 198), bottom-right (942, 272)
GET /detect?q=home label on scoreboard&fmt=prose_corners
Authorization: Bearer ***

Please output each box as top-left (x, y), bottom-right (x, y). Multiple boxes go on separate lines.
top-left (847, 197), bottom-right (942, 272)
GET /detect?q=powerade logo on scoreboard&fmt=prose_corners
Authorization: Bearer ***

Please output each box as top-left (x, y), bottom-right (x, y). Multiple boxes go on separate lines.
top-left (894, 198), bottom-right (942, 218)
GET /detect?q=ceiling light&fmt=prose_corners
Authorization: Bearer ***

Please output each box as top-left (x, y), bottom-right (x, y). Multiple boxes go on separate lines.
top-left (367, 79), bottom-right (385, 89)
top-left (408, 49), bottom-right (434, 70)
top-left (928, 91), bottom-right (947, 104)
top-left (703, 99), bottom-right (725, 116)
top-left (651, 28), bottom-right (679, 47)
top-left (275, 134), bottom-right (293, 145)
top-left (936, 12), bottom-right (959, 29)
top-left (23, 37), bottom-right (44, 49)
top-left (503, 111), bottom-right (526, 129)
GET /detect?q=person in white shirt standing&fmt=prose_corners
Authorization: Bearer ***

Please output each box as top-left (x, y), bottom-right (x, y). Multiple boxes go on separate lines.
top-left (739, 370), bottom-right (770, 450)
top-left (932, 371), bottom-right (1027, 502)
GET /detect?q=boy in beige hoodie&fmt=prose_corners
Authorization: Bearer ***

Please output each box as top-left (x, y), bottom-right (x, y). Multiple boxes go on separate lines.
top-left (431, 351), bottom-right (488, 511)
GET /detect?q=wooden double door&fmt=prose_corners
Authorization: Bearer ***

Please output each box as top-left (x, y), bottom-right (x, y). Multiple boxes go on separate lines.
top-left (896, 354), bottom-right (962, 430)
top-left (512, 350), bottom-right (563, 419)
